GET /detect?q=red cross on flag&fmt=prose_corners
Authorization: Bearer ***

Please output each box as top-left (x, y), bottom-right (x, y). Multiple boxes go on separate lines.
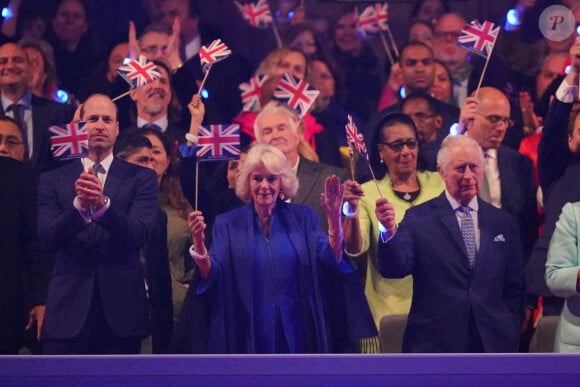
top-left (196, 124), bottom-right (240, 161)
top-left (116, 55), bottom-right (162, 89)
top-left (457, 20), bottom-right (500, 59)
top-left (199, 39), bottom-right (232, 67)
top-left (49, 122), bottom-right (89, 160)
top-left (234, 0), bottom-right (273, 28)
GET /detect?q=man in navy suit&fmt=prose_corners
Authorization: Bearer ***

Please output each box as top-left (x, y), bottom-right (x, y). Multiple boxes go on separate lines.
top-left (38, 94), bottom-right (158, 354)
top-left (376, 135), bottom-right (525, 352)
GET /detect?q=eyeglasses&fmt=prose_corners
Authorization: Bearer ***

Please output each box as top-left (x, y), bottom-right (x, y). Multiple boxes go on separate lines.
top-left (476, 113), bottom-right (514, 127)
top-left (0, 135), bottom-right (25, 148)
top-left (407, 112), bottom-right (436, 122)
top-left (381, 138), bottom-right (418, 152)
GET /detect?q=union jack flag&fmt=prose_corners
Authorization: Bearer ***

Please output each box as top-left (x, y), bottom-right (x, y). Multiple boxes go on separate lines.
top-left (356, 5), bottom-right (379, 36)
top-left (272, 73), bottom-right (319, 119)
top-left (239, 74), bottom-right (267, 112)
top-left (116, 55), bottom-right (162, 89)
top-left (199, 39), bottom-right (232, 67)
top-left (457, 20), bottom-right (499, 59)
top-left (374, 3), bottom-right (389, 31)
top-left (196, 124), bottom-right (240, 161)
top-left (345, 115), bottom-right (367, 160)
top-left (234, 0), bottom-right (272, 28)
top-left (49, 121), bottom-right (89, 160)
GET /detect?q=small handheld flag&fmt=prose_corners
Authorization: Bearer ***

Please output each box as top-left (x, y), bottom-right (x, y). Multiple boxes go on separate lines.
top-left (116, 55), bottom-right (162, 89)
top-left (196, 124), bottom-right (240, 161)
top-left (49, 122), bottom-right (89, 160)
top-left (345, 115), bottom-right (368, 160)
top-left (199, 39), bottom-right (232, 67)
top-left (239, 74), bottom-right (267, 112)
top-left (457, 20), bottom-right (500, 59)
top-left (234, 0), bottom-right (273, 28)
top-left (272, 73), bottom-right (319, 119)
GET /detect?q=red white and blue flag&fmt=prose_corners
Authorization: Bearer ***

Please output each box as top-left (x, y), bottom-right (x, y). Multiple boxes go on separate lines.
top-left (116, 55), bottom-right (162, 89)
top-left (49, 121), bottom-right (89, 160)
top-left (234, 0), bottom-right (272, 28)
top-left (272, 73), bottom-right (319, 119)
top-left (196, 124), bottom-right (240, 161)
top-left (457, 20), bottom-right (499, 59)
top-left (239, 74), bottom-right (267, 112)
top-left (357, 3), bottom-right (389, 36)
top-left (199, 39), bottom-right (232, 67)
top-left (345, 115), bottom-right (367, 160)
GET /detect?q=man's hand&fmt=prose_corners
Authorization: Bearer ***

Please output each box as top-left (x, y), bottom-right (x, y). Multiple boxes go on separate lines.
top-left (188, 94), bottom-right (205, 135)
top-left (128, 20), bottom-right (140, 60)
top-left (458, 96), bottom-right (479, 134)
top-left (25, 305), bottom-right (45, 341)
top-left (75, 170), bottom-right (105, 209)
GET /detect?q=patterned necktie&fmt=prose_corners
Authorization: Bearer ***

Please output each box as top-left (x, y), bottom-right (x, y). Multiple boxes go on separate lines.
top-left (458, 206), bottom-right (477, 269)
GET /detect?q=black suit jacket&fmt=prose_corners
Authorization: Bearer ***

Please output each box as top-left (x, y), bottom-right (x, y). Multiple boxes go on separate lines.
top-left (1, 94), bottom-right (74, 173)
top-left (0, 158), bottom-right (50, 353)
top-left (378, 194), bottom-right (525, 352)
top-left (38, 158), bottom-right (158, 340)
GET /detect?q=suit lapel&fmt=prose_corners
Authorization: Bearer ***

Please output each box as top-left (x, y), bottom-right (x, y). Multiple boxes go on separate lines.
top-left (294, 158), bottom-right (314, 204)
top-left (435, 194), bottom-right (468, 257)
top-left (476, 198), bottom-right (494, 267)
top-left (103, 158), bottom-right (122, 200)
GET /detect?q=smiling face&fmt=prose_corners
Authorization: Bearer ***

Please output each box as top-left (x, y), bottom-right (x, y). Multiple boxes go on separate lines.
top-left (249, 164), bottom-right (281, 211)
top-left (378, 122), bottom-right (419, 178)
top-left (130, 65), bottom-right (171, 118)
top-left (439, 143), bottom-right (483, 205)
top-left (277, 51), bottom-right (307, 79)
top-left (255, 109), bottom-right (300, 165)
top-left (52, 0), bottom-right (88, 45)
top-left (81, 95), bottom-right (119, 158)
top-left (0, 43), bottom-right (30, 92)
top-left (143, 132), bottom-right (170, 185)
top-left (333, 12), bottom-right (362, 54)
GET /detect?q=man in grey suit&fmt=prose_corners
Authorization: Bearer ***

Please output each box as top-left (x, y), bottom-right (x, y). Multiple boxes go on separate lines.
top-left (375, 135), bottom-right (525, 352)
top-left (254, 101), bottom-right (346, 230)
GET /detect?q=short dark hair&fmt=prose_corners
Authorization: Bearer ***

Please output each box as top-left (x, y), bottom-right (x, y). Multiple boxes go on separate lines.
top-left (401, 91), bottom-right (441, 116)
top-left (0, 115), bottom-right (24, 137)
top-left (399, 41), bottom-right (434, 61)
top-left (115, 132), bottom-right (152, 160)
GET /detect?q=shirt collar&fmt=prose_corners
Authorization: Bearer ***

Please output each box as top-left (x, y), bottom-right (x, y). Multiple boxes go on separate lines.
top-left (137, 115), bottom-right (168, 132)
top-left (445, 189), bottom-right (479, 212)
top-left (1, 91), bottom-right (32, 111)
top-left (81, 153), bottom-right (114, 173)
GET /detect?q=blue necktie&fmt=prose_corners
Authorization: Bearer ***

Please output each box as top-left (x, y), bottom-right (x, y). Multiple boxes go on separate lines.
top-left (458, 206), bottom-right (477, 269)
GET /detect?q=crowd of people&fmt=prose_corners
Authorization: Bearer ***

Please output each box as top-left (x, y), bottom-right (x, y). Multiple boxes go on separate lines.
top-left (2, 0), bottom-right (580, 355)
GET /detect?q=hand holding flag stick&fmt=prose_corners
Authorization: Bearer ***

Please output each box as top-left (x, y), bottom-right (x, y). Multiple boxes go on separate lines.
top-left (457, 20), bottom-right (500, 99)
top-left (345, 115), bottom-right (383, 198)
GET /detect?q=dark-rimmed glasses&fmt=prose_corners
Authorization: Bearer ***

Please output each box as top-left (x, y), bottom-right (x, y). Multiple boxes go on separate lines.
top-left (381, 138), bottom-right (418, 152)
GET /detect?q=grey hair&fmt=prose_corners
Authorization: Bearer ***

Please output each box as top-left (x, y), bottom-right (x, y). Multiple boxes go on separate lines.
top-left (254, 101), bottom-right (300, 142)
top-left (236, 143), bottom-right (299, 202)
top-left (437, 134), bottom-right (484, 173)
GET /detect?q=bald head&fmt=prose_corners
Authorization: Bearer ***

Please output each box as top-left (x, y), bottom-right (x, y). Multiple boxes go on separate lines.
top-left (466, 87), bottom-right (511, 151)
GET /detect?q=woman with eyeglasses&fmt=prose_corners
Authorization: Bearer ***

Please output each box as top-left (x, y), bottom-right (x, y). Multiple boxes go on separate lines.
top-left (342, 113), bottom-right (444, 349)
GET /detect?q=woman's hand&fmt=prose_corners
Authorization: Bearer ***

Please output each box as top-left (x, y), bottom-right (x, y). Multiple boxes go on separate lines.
top-left (188, 210), bottom-right (207, 255)
top-left (342, 179), bottom-right (364, 215)
top-left (375, 197), bottom-right (397, 237)
top-left (321, 175), bottom-right (344, 221)
top-left (188, 94), bottom-right (205, 135)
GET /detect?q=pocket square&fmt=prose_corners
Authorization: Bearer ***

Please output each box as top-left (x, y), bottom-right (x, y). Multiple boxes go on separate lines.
top-left (493, 234), bottom-right (505, 242)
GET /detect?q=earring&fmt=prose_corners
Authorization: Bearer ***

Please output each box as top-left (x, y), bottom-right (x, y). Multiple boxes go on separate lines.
top-left (380, 159), bottom-right (384, 164)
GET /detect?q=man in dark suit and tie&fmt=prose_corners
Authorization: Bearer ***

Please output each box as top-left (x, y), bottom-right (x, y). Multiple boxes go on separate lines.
top-left (0, 42), bottom-right (74, 173)
top-left (38, 94), bottom-right (158, 354)
top-left (376, 135), bottom-right (525, 352)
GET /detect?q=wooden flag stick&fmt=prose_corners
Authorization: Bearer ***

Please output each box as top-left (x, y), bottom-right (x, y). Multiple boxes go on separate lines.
top-left (379, 32), bottom-right (394, 66)
top-left (272, 23), bottom-right (283, 48)
top-left (112, 90), bottom-right (130, 102)
top-left (366, 160), bottom-right (383, 198)
top-left (349, 154), bottom-right (356, 181)
top-left (194, 160), bottom-right (200, 211)
top-left (474, 55), bottom-right (491, 99)
top-left (385, 26), bottom-right (399, 57)
top-left (197, 64), bottom-right (213, 95)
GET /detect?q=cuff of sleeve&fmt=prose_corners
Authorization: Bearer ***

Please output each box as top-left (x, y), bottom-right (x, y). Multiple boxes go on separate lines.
top-left (189, 245), bottom-right (208, 260)
top-left (185, 133), bottom-right (199, 144)
top-left (91, 196), bottom-right (110, 220)
top-left (73, 196), bottom-right (92, 223)
top-left (342, 201), bottom-right (359, 218)
top-left (556, 78), bottom-right (578, 103)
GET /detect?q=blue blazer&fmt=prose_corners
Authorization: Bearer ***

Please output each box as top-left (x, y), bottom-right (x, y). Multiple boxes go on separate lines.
top-left (37, 158), bottom-right (158, 340)
top-left (378, 193), bottom-right (526, 353)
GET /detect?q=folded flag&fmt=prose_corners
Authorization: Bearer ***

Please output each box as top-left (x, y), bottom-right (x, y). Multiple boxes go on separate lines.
top-left (199, 39), bottom-right (232, 68)
top-left (49, 121), bottom-right (89, 160)
top-left (357, 3), bottom-right (389, 36)
top-left (197, 124), bottom-right (240, 161)
top-left (234, 0), bottom-right (273, 28)
top-left (345, 114), bottom-right (368, 160)
top-left (239, 74), bottom-right (267, 112)
top-left (116, 55), bottom-right (162, 89)
top-left (272, 72), bottom-right (319, 119)
top-left (457, 20), bottom-right (499, 59)
top-left (373, 3), bottom-right (389, 31)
